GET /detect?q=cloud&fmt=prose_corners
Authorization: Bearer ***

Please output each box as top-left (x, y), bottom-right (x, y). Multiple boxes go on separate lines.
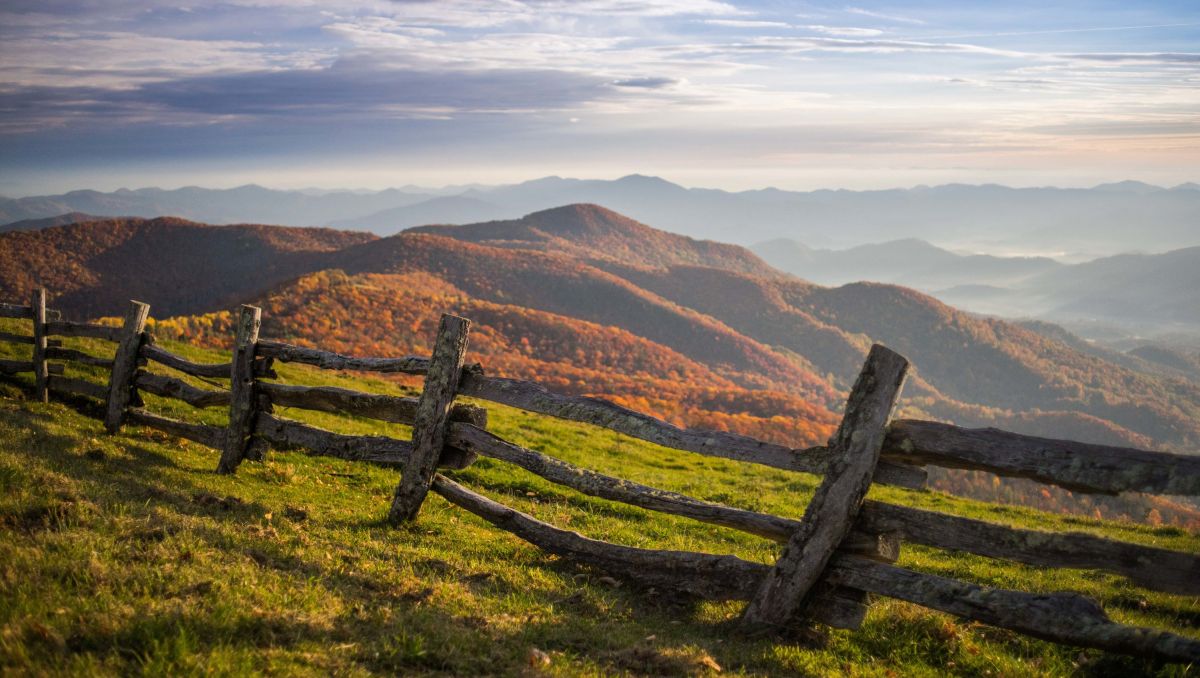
top-left (739, 36), bottom-right (1025, 58)
top-left (844, 7), bottom-right (925, 25)
top-left (0, 60), bottom-right (615, 134)
top-left (801, 25), bottom-right (884, 37)
top-left (702, 19), bottom-right (791, 28)
top-left (1061, 52), bottom-right (1200, 65)
top-left (611, 76), bottom-right (678, 88)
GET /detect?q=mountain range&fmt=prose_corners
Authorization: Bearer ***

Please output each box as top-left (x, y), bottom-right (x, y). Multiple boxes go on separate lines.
top-left (4, 204), bottom-right (1199, 524)
top-left (4, 176), bottom-right (1198, 258)
top-left (753, 238), bottom-right (1200, 339)
top-left (4, 204), bottom-right (1198, 448)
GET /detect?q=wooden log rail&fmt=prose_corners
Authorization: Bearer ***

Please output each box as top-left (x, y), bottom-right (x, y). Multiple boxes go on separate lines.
top-left (743, 345), bottom-right (909, 630)
top-left (430, 474), bottom-right (876, 629)
top-left (433, 474), bottom-right (1200, 663)
top-left (884, 419), bottom-right (1200, 496)
top-left (0, 302), bottom-right (33, 319)
top-left (45, 346), bottom-right (114, 368)
top-left (44, 320), bottom-right (122, 342)
top-left (0, 331), bottom-right (34, 345)
top-left (254, 412), bottom-right (475, 469)
top-left (141, 344), bottom-right (232, 379)
top-left (182, 338), bottom-right (1200, 498)
top-left (32, 289), bottom-right (48, 402)
top-left (0, 359), bottom-right (35, 375)
top-left (257, 340), bottom-right (430, 374)
top-left (257, 381), bottom-right (485, 426)
top-left (252, 340), bottom-right (925, 489)
top-left (391, 314), bottom-right (472, 523)
top-left (135, 371), bottom-right (230, 408)
top-left (446, 422), bottom-right (1200, 595)
top-left (126, 408), bottom-right (226, 448)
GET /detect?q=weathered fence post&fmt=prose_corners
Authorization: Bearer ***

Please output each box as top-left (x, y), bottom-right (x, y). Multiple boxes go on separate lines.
top-left (31, 288), bottom-right (48, 403)
top-left (389, 314), bottom-right (471, 524)
top-left (103, 300), bottom-right (150, 433)
top-left (741, 344), bottom-right (908, 631)
top-left (217, 305), bottom-right (261, 474)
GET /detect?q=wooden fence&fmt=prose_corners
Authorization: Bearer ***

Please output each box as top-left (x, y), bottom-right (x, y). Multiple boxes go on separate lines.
top-left (2, 289), bottom-right (1199, 663)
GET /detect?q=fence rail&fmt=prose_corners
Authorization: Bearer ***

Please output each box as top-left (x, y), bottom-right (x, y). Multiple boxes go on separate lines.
top-left (1, 289), bottom-right (1198, 663)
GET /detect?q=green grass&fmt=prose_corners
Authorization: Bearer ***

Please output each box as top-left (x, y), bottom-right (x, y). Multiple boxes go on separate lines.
top-left (0, 320), bottom-right (1197, 676)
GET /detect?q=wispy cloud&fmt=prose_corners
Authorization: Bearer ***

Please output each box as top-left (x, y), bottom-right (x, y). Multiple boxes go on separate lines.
top-left (801, 25), bottom-right (884, 37)
top-left (844, 6), bottom-right (925, 25)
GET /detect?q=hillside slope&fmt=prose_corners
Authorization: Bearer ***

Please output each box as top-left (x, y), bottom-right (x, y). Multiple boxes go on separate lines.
top-left (1, 334), bottom-right (1196, 675)
top-left (3, 206), bottom-right (1199, 479)
top-left (407, 204), bottom-right (778, 276)
top-left (0, 217), bottom-right (376, 317)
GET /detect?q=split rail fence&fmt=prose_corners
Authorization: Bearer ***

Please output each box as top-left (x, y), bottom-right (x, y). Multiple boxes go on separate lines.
top-left (2, 289), bottom-right (1199, 663)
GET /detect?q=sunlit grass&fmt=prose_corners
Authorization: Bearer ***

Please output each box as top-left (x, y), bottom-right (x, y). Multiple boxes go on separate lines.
top-left (0, 318), bottom-right (1197, 676)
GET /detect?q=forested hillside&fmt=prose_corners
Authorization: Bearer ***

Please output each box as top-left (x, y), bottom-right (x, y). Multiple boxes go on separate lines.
top-left (3, 205), bottom-right (1198, 526)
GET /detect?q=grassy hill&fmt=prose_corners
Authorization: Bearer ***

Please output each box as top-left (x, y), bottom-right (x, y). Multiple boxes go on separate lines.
top-left (2, 326), bottom-right (1199, 675)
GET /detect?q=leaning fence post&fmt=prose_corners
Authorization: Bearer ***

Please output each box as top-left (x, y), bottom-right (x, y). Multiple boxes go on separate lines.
top-left (741, 344), bottom-right (909, 632)
top-left (217, 305), bottom-right (261, 474)
top-left (103, 300), bottom-right (150, 433)
top-left (388, 313), bottom-right (471, 524)
top-left (31, 288), bottom-right (49, 403)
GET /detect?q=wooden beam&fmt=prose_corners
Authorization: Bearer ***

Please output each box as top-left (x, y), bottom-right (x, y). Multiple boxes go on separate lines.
top-left (31, 289), bottom-right (48, 403)
top-left (447, 422), bottom-right (800, 540)
top-left (856, 500), bottom-right (1200, 596)
top-left (0, 331), bottom-right (34, 345)
top-left (389, 314), bottom-right (471, 523)
top-left (828, 555), bottom-right (1200, 663)
top-left (457, 372), bottom-right (921, 489)
top-left (134, 371), bottom-right (231, 408)
top-left (217, 305), bottom-right (261, 474)
top-left (431, 474), bottom-right (871, 629)
top-left (256, 340), bottom-right (430, 374)
top-left (43, 320), bottom-right (121, 342)
top-left (258, 381), bottom-right (486, 427)
top-left (253, 412), bottom-right (474, 469)
top-left (103, 300), bottom-right (150, 433)
top-left (742, 344), bottom-right (908, 631)
top-left (884, 419), bottom-right (1200, 496)
top-left (140, 344), bottom-right (232, 379)
top-left (0, 302), bottom-right (32, 319)
top-left (45, 347), bottom-right (114, 368)
top-left (126, 408), bottom-right (226, 448)
top-left (0, 359), bottom-right (34, 375)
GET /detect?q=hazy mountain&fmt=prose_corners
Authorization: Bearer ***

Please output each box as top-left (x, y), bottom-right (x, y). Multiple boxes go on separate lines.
top-left (757, 237), bottom-right (1200, 341)
top-left (329, 196), bottom-right (514, 234)
top-left (407, 204), bottom-right (779, 276)
top-left (751, 237), bottom-right (1061, 289)
top-left (6, 176), bottom-right (1199, 257)
top-left (0, 212), bottom-right (101, 233)
top-left (0, 185), bottom-right (435, 228)
top-left (1030, 247), bottom-right (1200, 327)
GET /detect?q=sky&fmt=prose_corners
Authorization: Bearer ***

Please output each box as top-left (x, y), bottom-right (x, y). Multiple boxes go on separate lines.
top-left (1, 1), bottom-right (1198, 195)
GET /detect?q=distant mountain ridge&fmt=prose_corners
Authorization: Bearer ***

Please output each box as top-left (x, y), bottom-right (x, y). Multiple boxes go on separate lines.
top-left (6, 175), bottom-right (1199, 256)
top-left (0, 211), bottom-right (101, 233)
top-left (757, 237), bottom-right (1200, 338)
top-left (407, 204), bottom-right (778, 276)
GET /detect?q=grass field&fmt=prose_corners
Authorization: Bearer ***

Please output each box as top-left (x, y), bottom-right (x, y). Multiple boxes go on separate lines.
top-left (0, 320), bottom-right (1197, 676)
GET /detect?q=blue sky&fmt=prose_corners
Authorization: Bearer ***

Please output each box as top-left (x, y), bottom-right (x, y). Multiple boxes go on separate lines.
top-left (1, 1), bottom-right (1197, 194)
